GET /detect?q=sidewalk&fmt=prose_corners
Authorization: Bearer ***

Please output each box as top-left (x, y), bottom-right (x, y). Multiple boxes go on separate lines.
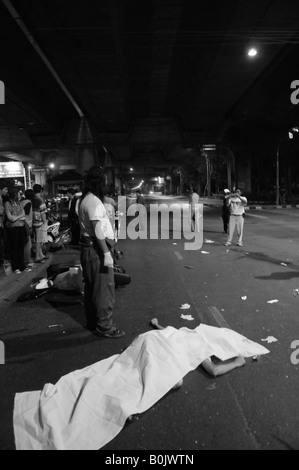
top-left (0, 257), bottom-right (54, 305)
top-left (0, 247), bottom-right (81, 306)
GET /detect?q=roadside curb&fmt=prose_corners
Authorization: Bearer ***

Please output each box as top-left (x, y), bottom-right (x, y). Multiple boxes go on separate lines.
top-left (0, 254), bottom-right (54, 305)
top-left (202, 200), bottom-right (299, 210)
top-left (247, 205), bottom-right (299, 210)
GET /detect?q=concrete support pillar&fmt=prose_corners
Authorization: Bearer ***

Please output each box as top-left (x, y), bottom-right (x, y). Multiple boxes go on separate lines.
top-left (76, 145), bottom-right (98, 175)
top-left (75, 117), bottom-right (98, 174)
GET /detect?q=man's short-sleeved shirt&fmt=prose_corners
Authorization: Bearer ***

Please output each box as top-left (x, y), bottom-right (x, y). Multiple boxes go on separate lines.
top-left (78, 193), bottom-right (115, 240)
top-left (228, 196), bottom-right (247, 215)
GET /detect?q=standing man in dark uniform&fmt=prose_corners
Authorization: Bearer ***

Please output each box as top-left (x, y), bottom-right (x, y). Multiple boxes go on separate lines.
top-left (67, 189), bottom-right (80, 245)
top-left (78, 166), bottom-right (125, 339)
top-left (221, 189), bottom-right (231, 234)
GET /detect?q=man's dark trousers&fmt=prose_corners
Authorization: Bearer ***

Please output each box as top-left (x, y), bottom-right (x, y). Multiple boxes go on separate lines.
top-left (80, 244), bottom-right (115, 333)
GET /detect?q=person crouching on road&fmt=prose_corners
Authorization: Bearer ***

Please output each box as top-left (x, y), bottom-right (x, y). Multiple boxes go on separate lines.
top-left (78, 166), bottom-right (125, 339)
top-left (225, 189), bottom-right (247, 247)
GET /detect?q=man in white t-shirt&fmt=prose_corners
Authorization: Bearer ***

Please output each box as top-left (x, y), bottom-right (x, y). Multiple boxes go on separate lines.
top-left (225, 189), bottom-right (247, 247)
top-left (78, 166), bottom-right (125, 339)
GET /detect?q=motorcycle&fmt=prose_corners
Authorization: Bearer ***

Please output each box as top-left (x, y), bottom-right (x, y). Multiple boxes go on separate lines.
top-left (45, 212), bottom-right (72, 252)
top-left (17, 249), bottom-right (131, 303)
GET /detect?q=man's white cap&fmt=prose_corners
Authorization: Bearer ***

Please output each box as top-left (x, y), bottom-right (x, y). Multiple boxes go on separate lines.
top-left (224, 189), bottom-right (230, 194)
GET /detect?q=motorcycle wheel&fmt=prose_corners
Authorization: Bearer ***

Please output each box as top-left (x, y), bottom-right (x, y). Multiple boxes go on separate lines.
top-left (17, 290), bottom-right (37, 302)
top-left (17, 288), bottom-right (49, 302)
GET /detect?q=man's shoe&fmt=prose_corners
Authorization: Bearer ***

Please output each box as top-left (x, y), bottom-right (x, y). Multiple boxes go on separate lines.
top-left (237, 242), bottom-right (243, 247)
top-left (96, 328), bottom-right (125, 339)
top-left (225, 242), bottom-right (231, 246)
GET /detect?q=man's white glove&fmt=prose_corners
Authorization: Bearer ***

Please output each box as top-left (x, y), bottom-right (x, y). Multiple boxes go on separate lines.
top-left (104, 252), bottom-right (114, 268)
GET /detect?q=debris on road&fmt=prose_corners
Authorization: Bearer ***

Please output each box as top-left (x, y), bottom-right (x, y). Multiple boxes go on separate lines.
top-left (241, 296), bottom-right (247, 301)
top-left (184, 265), bottom-right (194, 270)
top-left (49, 325), bottom-right (63, 328)
top-left (180, 303), bottom-right (191, 310)
top-left (201, 251), bottom-right (210, 255)
top-left (261, 336), bottom-right (278, 344)
top-left (267, 299), bottom-right (279, 304)
top-left (180, 314), bottom-right (194, 321)
top-left (293, 289), bottom-right (299, 296)
top-left (280, 263), bottom-right (288, 267)
top-left (205, 240), bottom-right (215, 244)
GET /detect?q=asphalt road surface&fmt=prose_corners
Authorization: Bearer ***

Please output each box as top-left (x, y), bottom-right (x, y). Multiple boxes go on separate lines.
top-left (0, 197), bottom-right (299, 450)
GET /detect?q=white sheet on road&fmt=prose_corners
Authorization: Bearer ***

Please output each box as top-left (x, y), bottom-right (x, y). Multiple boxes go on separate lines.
top-left (13, 324), bottom-right (269, 450)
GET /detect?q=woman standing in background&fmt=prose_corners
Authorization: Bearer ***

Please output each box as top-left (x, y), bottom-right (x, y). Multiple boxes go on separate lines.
top-left (32, 184), bottom-right (48, 263)
top-left (21, 189), bottom-right (35, 269)
top-left (4, 188), bottom-right (27, 274)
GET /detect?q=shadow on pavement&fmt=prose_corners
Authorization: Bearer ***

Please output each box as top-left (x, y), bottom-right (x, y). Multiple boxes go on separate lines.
top-left (255, 271), bottom-right (299, 281)
top-left (4, 327), bottom-right (99, 362)
top-left (234, 250), bottom-right (299, 270)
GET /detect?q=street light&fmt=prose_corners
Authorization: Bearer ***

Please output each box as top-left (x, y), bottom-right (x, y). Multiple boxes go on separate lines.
top-left (248, 48), bottom-right (258, 57)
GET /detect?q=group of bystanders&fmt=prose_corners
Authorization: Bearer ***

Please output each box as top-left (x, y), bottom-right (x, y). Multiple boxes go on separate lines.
top-left (0, 183), bottom-right (48, 274)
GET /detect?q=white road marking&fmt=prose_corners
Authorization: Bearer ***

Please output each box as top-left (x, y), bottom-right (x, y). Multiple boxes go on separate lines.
top-left (246, 213), bottom-right (268, 219)
top-left (174, 251), bottom-right (183, 260)
top-left (208, 306), bottom-right (231, 329)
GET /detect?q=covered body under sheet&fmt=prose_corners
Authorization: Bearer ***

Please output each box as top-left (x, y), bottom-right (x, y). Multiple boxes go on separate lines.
top-left (13, 324), bottom-right (269, 450)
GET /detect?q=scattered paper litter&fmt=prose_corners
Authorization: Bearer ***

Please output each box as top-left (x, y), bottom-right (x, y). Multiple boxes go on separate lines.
top-left (184, 265), bottom-right (194, 270)
top-left (293, 289), bottom-right (299, 296)
top-left (280, 263), bottom-right (288, 267)
top-left (261, 336), bottom-right (278, 344)
top-left (180, 303), bottom-right (191, 310)
top-left (173, 243), bottom-right (177, 245)
top-left (49, 325), bottom-right (63, 328)
top-left (267, 299), bottom-right (279, 304)
top-left (241, 296), bottom-right (247, 301)
top-left (205, 240), bottom-right (215, 244)
top-left (180, 314), bottom-right (194, 321)
top-left (201, 251), bottom-right (210, 255)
